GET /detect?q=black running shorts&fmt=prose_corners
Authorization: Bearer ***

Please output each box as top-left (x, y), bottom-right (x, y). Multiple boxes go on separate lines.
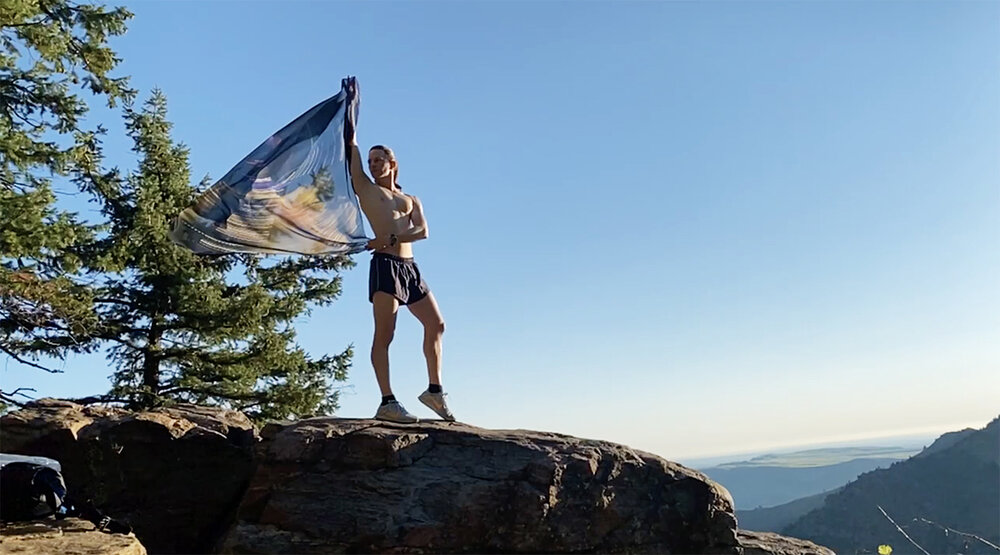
top-left (369, 252), bottom-right (430, 305)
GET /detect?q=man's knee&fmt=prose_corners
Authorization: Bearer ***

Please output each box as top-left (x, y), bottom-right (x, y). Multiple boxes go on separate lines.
top-left (372, 329), bottom-right (395, 349)
top-left (428, 320), bottom-right (445, 338)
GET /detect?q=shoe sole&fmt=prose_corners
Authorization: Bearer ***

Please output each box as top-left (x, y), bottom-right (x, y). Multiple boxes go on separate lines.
top-left (375, 414), bottom-right (419, 424)
top-left (418, 396), bottom-right (456, 422)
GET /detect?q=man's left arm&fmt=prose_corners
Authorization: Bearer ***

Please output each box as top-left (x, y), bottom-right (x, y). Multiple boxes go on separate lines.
top-left (367, 196), bottom-right (429, 250)
top-left (395, 195), bottom-right (429, 243)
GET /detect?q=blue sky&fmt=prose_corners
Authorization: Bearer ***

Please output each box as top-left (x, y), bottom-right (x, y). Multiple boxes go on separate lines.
top-left (5, 1), bottom-right (998, 461)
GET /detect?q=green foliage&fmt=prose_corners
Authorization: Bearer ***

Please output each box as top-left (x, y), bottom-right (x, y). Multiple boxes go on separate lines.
top-left (91, 91), bottom-right (354, 421)
top-left (0, 0), bottom-right (132, 372)
top-left (2, 2), bottom-right (352, 421)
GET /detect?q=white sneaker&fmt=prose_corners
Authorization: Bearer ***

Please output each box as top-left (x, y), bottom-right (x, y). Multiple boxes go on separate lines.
top-left (418, 389), bottom-right (456, 422)
top-left (374, 400), bottom-right (419, 423)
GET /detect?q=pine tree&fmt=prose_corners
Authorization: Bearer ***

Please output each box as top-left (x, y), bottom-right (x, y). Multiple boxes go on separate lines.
top-left (91, 91), bottom-right (353, 421)
top-left (0, 1), bottom-right (132, 406)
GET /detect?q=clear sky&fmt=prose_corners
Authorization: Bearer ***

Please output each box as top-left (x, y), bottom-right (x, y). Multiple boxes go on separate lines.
top-left (4, 1), bottom-right (998, 461)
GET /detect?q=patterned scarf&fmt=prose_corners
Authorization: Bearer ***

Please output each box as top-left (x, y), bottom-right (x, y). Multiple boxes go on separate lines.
top-left (171, 79), bottom-right (368, 255)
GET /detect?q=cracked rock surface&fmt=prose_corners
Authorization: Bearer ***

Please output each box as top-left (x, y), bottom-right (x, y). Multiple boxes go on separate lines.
top-left (221, 418), bottom-right (741, 554)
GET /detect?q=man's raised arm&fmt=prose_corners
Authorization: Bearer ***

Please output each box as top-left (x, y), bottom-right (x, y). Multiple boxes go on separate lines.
top-left (343, 76), bottom-right (371, 195)
top-left (347, 142), bottom-right (372, 195)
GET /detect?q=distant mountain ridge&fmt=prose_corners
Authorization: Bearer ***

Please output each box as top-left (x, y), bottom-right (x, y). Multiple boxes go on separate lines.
top-left (912, 427), bottom-right (977, 459)
top-left (701, 453), bottom-right (909, 509)
top-left (737, 489), bottom-right (839, 533)
top-left (782, 417), bottom-right (1000, 555)
top-left (715, 445), bottom-right (920, 469)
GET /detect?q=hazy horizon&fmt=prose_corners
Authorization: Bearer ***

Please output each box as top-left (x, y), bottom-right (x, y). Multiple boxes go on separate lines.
top-left (678, 419), bottom-right (989, 468)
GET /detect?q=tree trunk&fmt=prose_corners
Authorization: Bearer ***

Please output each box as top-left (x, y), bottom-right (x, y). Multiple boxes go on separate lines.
top-left (142, 319), bottom-right (162, 407)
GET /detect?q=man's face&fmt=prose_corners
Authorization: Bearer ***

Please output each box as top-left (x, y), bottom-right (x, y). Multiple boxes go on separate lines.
top-left (368, 149), bottom-right (394, 178)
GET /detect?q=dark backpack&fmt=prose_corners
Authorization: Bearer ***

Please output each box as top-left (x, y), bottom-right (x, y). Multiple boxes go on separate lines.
top-left (0, 460), bottom-right (132, 534)
top-left (0, 461), bottom-right (66, 521)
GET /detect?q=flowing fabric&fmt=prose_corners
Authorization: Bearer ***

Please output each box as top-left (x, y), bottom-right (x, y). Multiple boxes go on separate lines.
top-left (170, 81), bottom-right (368, 255)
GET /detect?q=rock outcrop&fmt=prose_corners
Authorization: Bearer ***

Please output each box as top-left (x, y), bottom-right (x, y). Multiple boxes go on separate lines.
top-left (222, 418), bottom-right (739, 554)
top-left (0, 399), bottom-right (257, 554)
top-left (1, 400), bottom-right (834, 554)
top-left (0, 517), bottom-right (146, 555)
top-left (737, 531), bottom-right (834, 555)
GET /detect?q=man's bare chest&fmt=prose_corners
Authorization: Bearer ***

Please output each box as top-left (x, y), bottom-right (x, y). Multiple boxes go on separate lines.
top-left (361, 188), bottom-right (412, 219)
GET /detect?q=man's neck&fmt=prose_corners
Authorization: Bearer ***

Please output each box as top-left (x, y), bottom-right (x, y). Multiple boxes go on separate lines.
top-left (375, 176), bottom-right (395, 190)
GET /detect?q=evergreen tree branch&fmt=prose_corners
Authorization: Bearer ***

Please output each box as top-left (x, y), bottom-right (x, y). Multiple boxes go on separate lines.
top-left (3, 14), bottom-right (54, 28)
top-left (158, 347), bottom-right (256, 366)
top-left (158, 385), bottom-right (265, 403)
top-left (94, 296), bottom-right (140, 308)
top-left (0, 346), bottom-right (64, 373)
top-left (0, 387), bottom-right (37, 407)
top-left (64, 394), bottom-right (130, 406)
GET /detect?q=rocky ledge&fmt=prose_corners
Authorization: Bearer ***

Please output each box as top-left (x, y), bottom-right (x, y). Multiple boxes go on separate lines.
top-left (1, 399), bottom-right (833, 554)
top-left (0, 517), bottom-right (145, 555)
top-left (223, 418), bottom-right (738, 553)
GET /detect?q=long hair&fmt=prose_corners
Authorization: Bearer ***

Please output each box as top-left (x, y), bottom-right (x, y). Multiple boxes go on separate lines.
top-left (369, 145), bottom-right (401, 190)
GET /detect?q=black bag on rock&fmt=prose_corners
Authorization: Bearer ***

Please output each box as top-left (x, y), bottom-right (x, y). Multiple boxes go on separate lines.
top-left (0, 458), bottom-right (132, 534)
top-left (0, 461), bottom-right (66, 521)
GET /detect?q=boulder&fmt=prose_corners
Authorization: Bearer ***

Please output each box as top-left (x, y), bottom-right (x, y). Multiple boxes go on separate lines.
top-left (220, 418), bottom-right (741, 554)
top-left (0, 399), bottom-right (257, 554)
top-left (737, 530), bottom-right (835, 555)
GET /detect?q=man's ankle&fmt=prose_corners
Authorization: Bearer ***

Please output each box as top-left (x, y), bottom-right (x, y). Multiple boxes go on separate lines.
top-left (381, 395), bottom-right (396, 406)
top-left (428, 384), bottom-right (442, 394)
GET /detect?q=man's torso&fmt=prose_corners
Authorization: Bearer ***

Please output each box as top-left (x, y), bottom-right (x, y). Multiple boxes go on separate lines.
top-left (358, 185), bottom-right (415, 257)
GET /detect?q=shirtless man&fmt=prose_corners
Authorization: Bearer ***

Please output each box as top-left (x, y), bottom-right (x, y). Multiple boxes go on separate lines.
top-left (344, 81), bottom-right (454, 423)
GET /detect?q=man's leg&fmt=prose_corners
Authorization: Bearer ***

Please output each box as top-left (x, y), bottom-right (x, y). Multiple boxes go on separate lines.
top-left (371, 291), bottom-right (399, 396)
top-left (410, 292), bottom-right (454, 421)
top-left (407, 292), bottom-right (445, 385)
